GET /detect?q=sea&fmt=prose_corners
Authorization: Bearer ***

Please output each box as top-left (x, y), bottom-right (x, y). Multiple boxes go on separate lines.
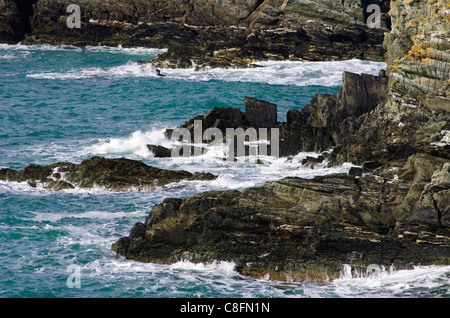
top-left (1, 43), bottom-right (449, 299)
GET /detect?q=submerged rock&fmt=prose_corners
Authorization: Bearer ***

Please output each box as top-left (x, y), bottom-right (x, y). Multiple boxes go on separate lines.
top-left (147, 144), bottom-right (172, 158)
top-left (0, 156), bottom-right (216, 191)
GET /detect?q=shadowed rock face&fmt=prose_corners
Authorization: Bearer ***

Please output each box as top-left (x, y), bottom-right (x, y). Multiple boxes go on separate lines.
top-left (0, 0), bottom-right (37, 43)
top-left (0, 156), bottom-right (216, 191)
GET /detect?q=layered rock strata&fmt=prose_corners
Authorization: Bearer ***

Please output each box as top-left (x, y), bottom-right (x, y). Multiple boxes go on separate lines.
top-left (330, 0), bottom-right (450, 166)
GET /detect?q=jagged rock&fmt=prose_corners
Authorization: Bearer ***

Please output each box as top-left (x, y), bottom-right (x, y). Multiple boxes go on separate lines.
top-left (329, 0), bottom-right (450, 166)
top-left (244, 96), bottom-right (277, 128)
top-left (162, 71), bottom-right (390, 159)
top-left (147, 144), bottom-right (172, 158)
top-left (0, 156), bottom-right (216, 191)
top-left (301, 155), bottom-right (324, 168)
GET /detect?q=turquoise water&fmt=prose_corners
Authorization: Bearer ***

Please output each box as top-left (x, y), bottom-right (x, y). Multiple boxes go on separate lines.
top-left (1, 44), bottom-right (449, 298)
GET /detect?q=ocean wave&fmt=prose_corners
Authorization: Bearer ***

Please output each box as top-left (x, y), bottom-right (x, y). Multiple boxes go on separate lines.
top-left (25, 58), bottom-right (386, 86)
top-left (81, 128), bottom-right (358, 193)
top-left (26, 61), bottom-right (162, 80)
top-left (82, 128), bottom-right (172, 157)
top-left (84, 45), bottom-right (167, 55)
top-left (324, 264), bottom-right (450, 297)
top-left (163, 59), bottom-right (387, 87)
top-left (1, 43), bottom-right (166, 66)
top-left (32, 210), bottom-right (147, 223)
top-left (0, 43), bottom-right (83, 52)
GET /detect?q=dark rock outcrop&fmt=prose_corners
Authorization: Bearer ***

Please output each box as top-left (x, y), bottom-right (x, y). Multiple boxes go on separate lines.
top-left (0, 0), bottom-right (37, 43)
top-left (279, 70), bottom-right (390, 157)
top-left (244, 96), bottom-right (278, 128)
top-left (163, 71), bottom-right (390, 158)
top-left (329, 0), bottom-right (450, 166)
top-left (147, 144), bottom-right (172, 158)
top-left (0, 156), bottom-right (216, 191)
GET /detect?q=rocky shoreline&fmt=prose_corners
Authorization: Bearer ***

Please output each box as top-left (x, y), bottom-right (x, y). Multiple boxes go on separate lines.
top-left (1, 0), bottom-right (390, 68)
top-left (1, 0), bottom-right (449, 282)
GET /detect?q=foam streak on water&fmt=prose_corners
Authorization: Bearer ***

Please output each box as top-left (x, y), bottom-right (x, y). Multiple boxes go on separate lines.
top-left (26, 58), bottom-right (386, 86)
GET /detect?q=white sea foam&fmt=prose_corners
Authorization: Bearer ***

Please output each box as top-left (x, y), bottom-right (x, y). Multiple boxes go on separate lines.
top-left (0, 43), bottom-right (83, 52)
top-left (169, 260), bottom-right (238, 276)
top-left (78, 127), bottom-right (358, 193)
top-left (325, 265), bottom-right (450, 297)
top-left (0, 53), bottom-right (23, 60)
top-left (32, 210), bottom-right (147, 223)
top-left (26, 58), bottom-right (386, 86)
top-left (162, 59), bottom-right (387, 87)
top-left (26, 61), bottom-right (162, 80)
top-left (1, 126), bottom-right (356, 196)
top-left (84, 45), bottom-right (167, 55)
top-left (0, 180), bottom-right (49, 194)
top-left (83, 128), bottom-right (172, 158)
top-left (81, 257), bottom-right (239, 279)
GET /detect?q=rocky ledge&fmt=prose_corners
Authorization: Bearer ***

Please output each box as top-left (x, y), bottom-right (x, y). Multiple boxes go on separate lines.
top-left (0, 156), bottom-right (216, 191)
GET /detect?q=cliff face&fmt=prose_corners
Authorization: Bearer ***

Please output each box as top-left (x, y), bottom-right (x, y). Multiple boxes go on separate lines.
top-left (331, 0), bottom-right (449, 165)
top-left (0, 0), bottom-right (37, 43)
top-left (0, 0), bottom-right (390, 65)
top-left (385, 0), bottom-right (449, 111)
